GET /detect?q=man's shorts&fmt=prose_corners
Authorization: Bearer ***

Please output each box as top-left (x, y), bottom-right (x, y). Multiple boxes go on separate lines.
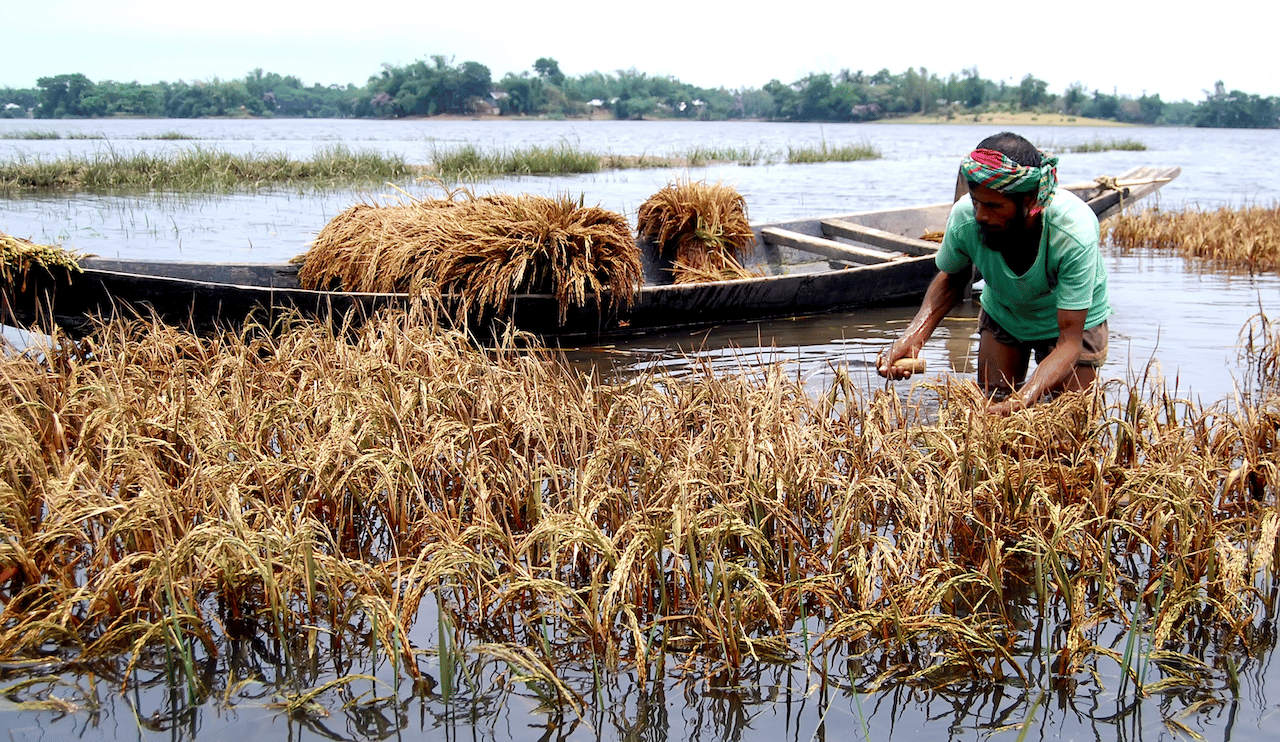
top-left (978, 309), bottom-right (1109, 367)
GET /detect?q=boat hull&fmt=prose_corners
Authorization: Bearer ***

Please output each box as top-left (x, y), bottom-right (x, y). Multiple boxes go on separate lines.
top-left (1, 166), bottom-right (1180, 340)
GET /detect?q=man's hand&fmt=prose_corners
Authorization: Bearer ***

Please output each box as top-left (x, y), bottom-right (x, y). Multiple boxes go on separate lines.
top-left (986, 394), bottom-right (1026, 417)
top-left (877, 270), bottom-right (967, 380)
top-left (877, 343), bottom-right (922, 379)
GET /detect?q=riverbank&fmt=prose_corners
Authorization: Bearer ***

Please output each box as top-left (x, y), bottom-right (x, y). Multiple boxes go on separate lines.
top-left (880, 110), bottom-right (1130, 126)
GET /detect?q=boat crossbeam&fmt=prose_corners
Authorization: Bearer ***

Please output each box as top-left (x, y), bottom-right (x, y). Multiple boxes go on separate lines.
top-left (759, 227), bottom-right (898, 265)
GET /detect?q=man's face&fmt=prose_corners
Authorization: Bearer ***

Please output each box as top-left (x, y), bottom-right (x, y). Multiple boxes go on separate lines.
top-left (969, 184), bottom-right (1035, 254)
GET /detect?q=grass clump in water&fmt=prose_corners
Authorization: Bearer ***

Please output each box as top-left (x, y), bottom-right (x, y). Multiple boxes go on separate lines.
top-left (683, 144), bottom-right (775, 167)
top-left (1064, 137), bottom-right (1147, 153)
top-left (786, 139), bottom-right (880, 163)
top-left (430, 142), bottom-right (602, 178)
top-left (137, 131), bottom-right (201, 140)
top-left (1105, 203), bottom-right (1280, 269)
top-left (0, 130), bottom-right (106, 140)
top-left (0, 144), bottom-right (414, 193)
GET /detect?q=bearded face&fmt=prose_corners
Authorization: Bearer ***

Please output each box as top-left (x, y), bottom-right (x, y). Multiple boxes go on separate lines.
top-left (977, 205), bottom-right (1034, 253)
top-left (969, 184), bottom-right (1039, 259)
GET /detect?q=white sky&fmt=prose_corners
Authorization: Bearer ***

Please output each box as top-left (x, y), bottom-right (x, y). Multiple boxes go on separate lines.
top-left (4, 0), bottom-right (1272, 103)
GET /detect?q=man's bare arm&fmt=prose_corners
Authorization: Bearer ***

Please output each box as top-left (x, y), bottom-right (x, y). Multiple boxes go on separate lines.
top-left (988, 307), bottom-right (1088, 415)
top-left (877, 270), bottom-right (969, 379)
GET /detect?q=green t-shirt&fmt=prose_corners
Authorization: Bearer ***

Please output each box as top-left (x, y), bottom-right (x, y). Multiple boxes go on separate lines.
top-left (935, 190), bottom-right (1111, 342)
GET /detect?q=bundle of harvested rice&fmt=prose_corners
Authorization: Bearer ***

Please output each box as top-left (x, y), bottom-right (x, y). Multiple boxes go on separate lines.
top-left (298, 192), bottom-right (641, 320)
top-left (636, 180), bottom-right (759, 283)
top-left (1, 231), bottom-right (82, 289)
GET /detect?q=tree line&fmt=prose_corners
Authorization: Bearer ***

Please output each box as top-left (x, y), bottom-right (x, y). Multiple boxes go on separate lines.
top-left (2, 58), bottom-right (1276, 129)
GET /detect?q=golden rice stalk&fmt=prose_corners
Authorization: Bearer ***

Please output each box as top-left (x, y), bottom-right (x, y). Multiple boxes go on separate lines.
top-left (670, 250), bottom-right (765, 285)
top-left (297, 192), bottom-right (641, 321)
top-left (1104, 203), bottom-right (1280, 270)
top-left (2, 308), bottom-right (1280, 697)
top-left (636, 180), bottom-right (755, 283)
top-left (1, 232), bottom-right (82, 289)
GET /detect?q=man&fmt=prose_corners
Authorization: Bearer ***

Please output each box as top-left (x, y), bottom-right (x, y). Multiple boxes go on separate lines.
top-left (877, 132), bottom-right (1110, 416)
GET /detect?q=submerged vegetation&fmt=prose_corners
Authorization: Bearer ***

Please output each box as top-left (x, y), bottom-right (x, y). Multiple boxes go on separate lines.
top-left (0, 140), bottom-right (881, 194)
top-left (1058, 137), bottom-right (1148, 153)
top-left (0, 130), bottom-right (107, 140)
top-left (0, 144), bottom-right (413, 193)
top-left (786, 139), bottom-right (881, 163)
top-left (0, 307), bottom-right (1277, 727)
top-left (1105, 203), bottom-right (1280, 270)
top-left (0, 130), bottom-right (197, 141)
top-left (429, 142), bottom-right (602, 178)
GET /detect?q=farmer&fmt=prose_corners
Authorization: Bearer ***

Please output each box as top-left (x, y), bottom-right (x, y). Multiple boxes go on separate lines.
top-left (877, 131), bottom-right (1110, 416)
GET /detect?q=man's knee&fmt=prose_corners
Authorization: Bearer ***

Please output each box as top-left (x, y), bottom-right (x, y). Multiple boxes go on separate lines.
top-left (977, 337), bottom-right (1028, 396)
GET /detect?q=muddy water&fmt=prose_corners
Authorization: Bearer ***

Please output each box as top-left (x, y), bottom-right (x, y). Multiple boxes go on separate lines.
top-left (562, 251), bottom-right (1280, 404)
top-left (2, 118), bottom-right (1279, 742)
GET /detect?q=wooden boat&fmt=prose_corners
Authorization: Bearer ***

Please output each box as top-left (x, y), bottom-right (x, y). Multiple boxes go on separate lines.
top-left (1, 166), bottom-right (1179, 339)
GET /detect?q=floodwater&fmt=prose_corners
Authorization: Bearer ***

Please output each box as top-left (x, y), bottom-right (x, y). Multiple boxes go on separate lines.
top-left (2, 118), bottom-right (1279, 741)
top-left (3, 119), bottom-right (1277, 402)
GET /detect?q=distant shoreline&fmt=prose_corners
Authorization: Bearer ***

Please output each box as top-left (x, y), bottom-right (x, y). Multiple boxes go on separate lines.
top-left (1, 111), bottom-right (1134, 127)
top-left (401, 111), bottom-right (1133, 127)
top-left (869, 111), bottom-right (1130, 127)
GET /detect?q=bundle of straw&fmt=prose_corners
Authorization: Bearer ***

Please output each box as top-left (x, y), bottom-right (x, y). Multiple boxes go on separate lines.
top-left (1, 231), bottom-right (82, 289)
top-left (636, 180), bottom-right (759, 284)
top-left (298, 192), bottom-right (641, 320)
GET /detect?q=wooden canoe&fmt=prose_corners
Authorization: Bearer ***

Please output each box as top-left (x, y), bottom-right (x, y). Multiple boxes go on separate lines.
top-left (1, 166), bottom-right (1179, 339)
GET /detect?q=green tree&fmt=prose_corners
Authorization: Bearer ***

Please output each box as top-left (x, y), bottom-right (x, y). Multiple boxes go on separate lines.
top-left (1016, 74), bottom-right (1048, 110)
top-left (1136, 93), bottom-right (1163, 124)
top-left (1192, 82), bottom-right (1278, 128)
top-left (1061, 82), bottom-right (1086, 116)
top-left (533, 57), bottom-right (565, 86)
top-left (35, 73), bottom-right (96, 117)
top-left (961, 67), bottom-right (985, 107)
top-left (1, 87), bottom-right (39, 117)
top-left (762, 79), bottom-right (798, 118)
top-left (366, 56), bottom-right (492, 116)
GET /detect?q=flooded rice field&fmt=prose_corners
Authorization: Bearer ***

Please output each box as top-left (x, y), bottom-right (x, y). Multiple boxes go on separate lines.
top-left (2, 119), bottom-right (1279, 741)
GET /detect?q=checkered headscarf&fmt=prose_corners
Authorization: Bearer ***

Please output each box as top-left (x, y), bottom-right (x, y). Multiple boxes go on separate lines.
top-left (961, 148), bottom-right (1059, 216)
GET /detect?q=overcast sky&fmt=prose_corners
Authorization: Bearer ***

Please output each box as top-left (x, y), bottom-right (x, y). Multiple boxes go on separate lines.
top-left (5, 0), bottom-right (1271, 103)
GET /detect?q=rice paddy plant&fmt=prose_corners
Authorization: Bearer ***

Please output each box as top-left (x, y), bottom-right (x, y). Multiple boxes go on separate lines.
top-left (1240, 313), bottom-right (1280, 400)
top-left (0, 308), bottom-right (1277, 720)
top-left (786, 140), bottom-right (880, 164)
top-left (296, 189), bottom-right (641, 319)
top-left (0, 144), bottom-right (414, 193)
top-left (1104, 203), bottom-right (1280, 270)
top-left (0, 231), bottom-right (83, 287)
top-left (429, 142), bottom-right (601, 179)
top-left (636, 180), bottom-right (760, 283)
